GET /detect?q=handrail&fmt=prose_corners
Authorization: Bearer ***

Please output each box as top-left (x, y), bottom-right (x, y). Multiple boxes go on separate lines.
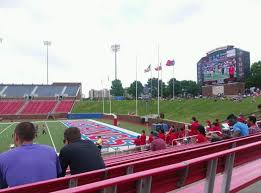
top-left (53, 140), bottom-right (261, 193)
top-left (2, 133), bottom-right (261, 193)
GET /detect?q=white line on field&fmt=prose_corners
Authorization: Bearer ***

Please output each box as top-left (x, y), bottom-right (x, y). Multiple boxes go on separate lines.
top-left (45, 121), bottom-right (57, 153)
top-left (0, 123), bottom-right (15, 135)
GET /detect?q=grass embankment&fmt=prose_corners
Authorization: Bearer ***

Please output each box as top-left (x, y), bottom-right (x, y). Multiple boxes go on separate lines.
top-left (73, 98), bottom-right (261, 123)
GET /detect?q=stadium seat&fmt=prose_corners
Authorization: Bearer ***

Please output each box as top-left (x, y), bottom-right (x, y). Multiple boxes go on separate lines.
top-left (54, 101), bottom-right (74, 113)
top-left (20, 100), bottom-right (57, 115)
top-left (0, 100), bottom-right (24, 115)
top-left (2, 133), bottom-right (261, 193)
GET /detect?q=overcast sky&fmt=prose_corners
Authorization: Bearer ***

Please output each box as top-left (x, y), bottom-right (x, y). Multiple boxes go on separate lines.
top-left (0, 0), bottom-right (260, 96)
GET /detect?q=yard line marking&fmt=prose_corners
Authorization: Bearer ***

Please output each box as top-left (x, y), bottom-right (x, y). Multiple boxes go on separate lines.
top-left (45, 121), bottom-right (57, 153)
top-left (0, 123), bottom-right (14, 135)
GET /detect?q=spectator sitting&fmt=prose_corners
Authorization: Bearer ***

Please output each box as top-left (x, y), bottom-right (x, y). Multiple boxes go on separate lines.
top-left (0, 122), bottom-right (61, 189)
top-left (134, 136), bottom-right (141, 146)
top-left (196, 125), bottom-right (208, 143)
top-left (59, 127), bottom-right (105, 177)
top-left (147, 131), bottom-right (154, 144)
top-left (205, 120), bottom-right (212, 131)
top-left (227, 114), bottom-right (249, 137)
top-left (140, 130), bottom-right (146, 145)
top-left (150, 132), bottom-right (166, 151)
top-left (247, 116), bottom-right (260, 134)
top-left (178, 126), bottom-right (186, 138)
top-left (167, 129), bottom-right (178, 145)
top-left (158, 129), bottom-right (166, 141)
top-left (237, 113), bottom-right (246, 123)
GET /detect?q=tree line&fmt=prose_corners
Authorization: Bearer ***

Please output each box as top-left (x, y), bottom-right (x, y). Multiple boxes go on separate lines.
top-left (110, 61), bottom-right (261, 98)
top-left (111, 78), bottom-right (200, 98)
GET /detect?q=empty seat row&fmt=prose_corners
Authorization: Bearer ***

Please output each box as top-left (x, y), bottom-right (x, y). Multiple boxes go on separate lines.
top-left (54, 101), bottom-right (74, 113)
top-left (0, 85), bottom-right (80, 98)
top-left (20, 101), bottom-right (57, 114)
top-left (0, 100), bottom-right (24, 115)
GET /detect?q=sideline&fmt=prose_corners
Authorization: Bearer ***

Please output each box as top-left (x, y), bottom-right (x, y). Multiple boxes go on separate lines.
top-left (44, 121), bottom-right (57, 153)
top-left (0, 123), bottom-right (15, 135)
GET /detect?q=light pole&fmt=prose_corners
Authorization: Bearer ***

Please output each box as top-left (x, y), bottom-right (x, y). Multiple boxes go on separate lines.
top-left (0, 38), bottom-right (2, 44)
top-left (43, 41), bottom-right (51, 85)
top-left (111, 44), bottom-right (120, 80)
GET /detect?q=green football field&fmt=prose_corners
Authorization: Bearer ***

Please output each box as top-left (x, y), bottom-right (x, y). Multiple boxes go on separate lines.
top-left (0, 121), bottom-right (66, 154)
top-left (0, 119), bottom-right (146, 154)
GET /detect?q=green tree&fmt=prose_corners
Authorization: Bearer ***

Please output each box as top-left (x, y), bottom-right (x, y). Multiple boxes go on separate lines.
top-left (179, 80), bottom-right (200, 96)
top-left (167, 78), bottom-right (182, 97)
top-left (146, 78), bottom-right (165, 98)
top-left (128, 81), bottom-right (144, 98)
top-left (246, 61), bottom-right (261, 88)
top-left (111, 79), bottom-right (124, 96)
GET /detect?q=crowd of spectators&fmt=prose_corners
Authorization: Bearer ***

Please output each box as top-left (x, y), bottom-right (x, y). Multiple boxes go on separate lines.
top-left (134, 111), bottom-right (261, 150)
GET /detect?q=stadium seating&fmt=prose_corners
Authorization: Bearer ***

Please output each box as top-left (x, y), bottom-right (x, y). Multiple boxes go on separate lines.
top-left (2, 85), bottom-right (35, 98)
top-left (54, 101), bottom-right (74, 113)
top-left (53, 141), bottom-right (261, 193)
top-left (63, 86), bottom-right (79, 96)
top-left (34, 86), bottom-right (64, 97)
top-left (20, 100), bottom-right (57, 114)
top-left (0, 100), bottom-right (24, 114)
top-left (2, 133), bottom-right (261, 193)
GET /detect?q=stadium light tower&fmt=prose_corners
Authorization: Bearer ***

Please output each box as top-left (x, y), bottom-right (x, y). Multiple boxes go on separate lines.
top-left (43, 41), bottom-right (51, 85)
top-left (111, 44), bottom-right (120, 80)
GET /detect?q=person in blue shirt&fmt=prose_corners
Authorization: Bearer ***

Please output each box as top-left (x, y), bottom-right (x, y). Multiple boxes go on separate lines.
top-left (0, 122), bottom-right (61, 189)
top-left (227, 114), bottom-right (249, 137)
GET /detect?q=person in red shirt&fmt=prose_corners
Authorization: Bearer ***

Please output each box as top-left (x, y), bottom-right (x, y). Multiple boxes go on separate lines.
top-left (147, 131), bottom-right (154, 144)
top-left (165, 125), bottom-right (174, 144)
top-left (187, 117), bottom-right (200, 136)
top-left (178, 126), bottom-right (186, 138)
top-left (229, 65), bottom-right (235, 79)
top-left (140, 130), bottom-right (146, 145)
top-left (196, 125), bottom-right (208, 143)
top-left (206, 120), bottom-right (213, 132)
top-left (168, 129), bottom-right (178, 145)
top-left (158, 129), bottom-right (166, 141)
top-left (134, 136), bottom-right (141, 146)
top-left (237, 113), bottom-right (246, 123)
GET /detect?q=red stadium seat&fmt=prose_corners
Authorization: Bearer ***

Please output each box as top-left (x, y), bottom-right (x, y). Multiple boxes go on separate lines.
top-left (0, 100), bottom-right (24, 115)
top-left (20, 100), bottom-right (57, 115)
top-left (54, 101), bottom-right (74, 113)
top-left (1, 133), bottom-right (261, 193)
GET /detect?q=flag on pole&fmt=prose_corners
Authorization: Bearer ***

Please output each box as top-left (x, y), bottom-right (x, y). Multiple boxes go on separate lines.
top-left (155, 65), bottom-right (162, 71)
top-left (144, 65), bottom-right (151, 73)
top-left (166, 60), bottom-right (175, 66)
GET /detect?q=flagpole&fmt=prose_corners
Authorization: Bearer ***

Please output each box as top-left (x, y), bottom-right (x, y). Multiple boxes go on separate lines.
top-left (108, 76), bottom-right (112, 114)
top-left (157, 44), bottom-right (160, 116)
top-left (150, 68), bottom-right (152, 98)
top-left (173, 64), bottom-right (175, 99)
top-left (135, 56), bottom-right (138, 115)
top-left (160, 62), bottom-right (163, 99)
top-left (101, 80), bottom-right (105, 114)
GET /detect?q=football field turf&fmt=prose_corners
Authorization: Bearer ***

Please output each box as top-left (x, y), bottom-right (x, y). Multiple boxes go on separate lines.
top-left (0, 119), bottom-right (141, 154)
top-left (0, 121), bottom-right (65, 153)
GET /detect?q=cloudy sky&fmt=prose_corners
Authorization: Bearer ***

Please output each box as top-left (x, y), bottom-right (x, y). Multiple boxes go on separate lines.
top-left (0, 0), bottom-right (260, 96)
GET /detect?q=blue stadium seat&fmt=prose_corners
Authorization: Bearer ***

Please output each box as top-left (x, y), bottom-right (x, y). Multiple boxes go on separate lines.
top-left (63, 86), bottom-right (79, 96)
top-left (3, 85), bottom-right (35, 97)
top-left (35, 86), bottom-right (64, 97)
